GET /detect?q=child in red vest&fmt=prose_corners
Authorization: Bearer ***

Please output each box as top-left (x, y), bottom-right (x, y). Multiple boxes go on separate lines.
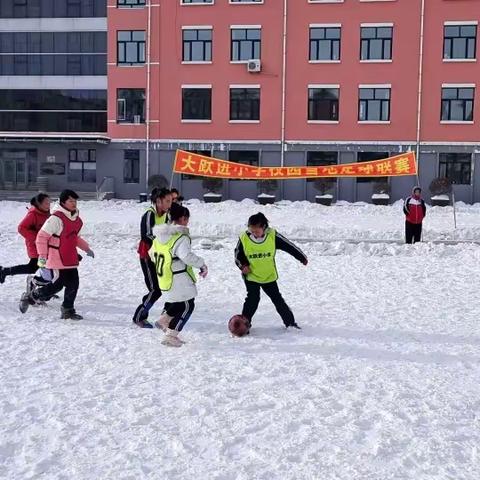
top-left (0, 193), bottom-right (51, 284)
top-left (20, 190), bottom-right (94, 319)
top-left (403, 186), bottom-right (426, 244)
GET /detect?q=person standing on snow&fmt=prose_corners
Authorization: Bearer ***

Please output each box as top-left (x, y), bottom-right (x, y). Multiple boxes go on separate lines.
top-left (132, 187), bottom-right (172, 328)
top-left (234, 212), bottom-right (307, 332)
top-left (0, 193), bottom-right (51, 284)
top-left (403, 186), bottom-right (426, 244)
top-left (20, 189), bottom-right (94, 319)
top-left (148, 203), bottom-right (208, 347)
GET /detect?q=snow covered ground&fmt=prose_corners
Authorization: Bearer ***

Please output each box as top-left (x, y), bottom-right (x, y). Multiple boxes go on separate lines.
top-left (1, 199), bottom-right (480, 479)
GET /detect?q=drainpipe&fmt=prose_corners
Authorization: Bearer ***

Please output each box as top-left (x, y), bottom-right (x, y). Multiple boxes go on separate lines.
top-left (415, 0), bottom-right (426, 186)
top-left (145, 0), bottom-right (153, 191)
top-left (280, 0), bottom-right (287, 168)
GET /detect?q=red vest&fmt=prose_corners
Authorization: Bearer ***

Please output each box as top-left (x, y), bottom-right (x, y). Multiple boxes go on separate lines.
top-left (52, 211), bottom-right (83, 267)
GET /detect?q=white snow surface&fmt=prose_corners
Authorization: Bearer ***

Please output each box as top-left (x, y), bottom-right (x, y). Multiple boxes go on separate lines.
top-left (1, 199), bottom-right (480, 479)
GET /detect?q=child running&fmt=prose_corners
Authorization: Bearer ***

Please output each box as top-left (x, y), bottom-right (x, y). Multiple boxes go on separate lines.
top-left (0, 193), bottom-right (51, 284)
top-left (133, 187), bottom-right (172, 328)
top-left (149, 203), bottom-right (208, 347)
top-left (235, 212), bottom-right (308, 332)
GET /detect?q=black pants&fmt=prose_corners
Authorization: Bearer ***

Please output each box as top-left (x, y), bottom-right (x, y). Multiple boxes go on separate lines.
top-left (132, 258), bottom-right (162, 323)
top-left (34, 268), bottom-right (79, 309)
top-left (164, 298), bottom-right (195, 332)
top-left (405, 221), bottom-right (422, 244)
top-left (4, 257), bottom-right (38, 276)
top-left (242, 279), bottom-right (295, 327)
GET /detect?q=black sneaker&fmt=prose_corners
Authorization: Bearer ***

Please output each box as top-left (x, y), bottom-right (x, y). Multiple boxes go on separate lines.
top-left (286, 322), bottom-right (301, 330)
top-left (61, 308), bottom-right (83, 320)
top-left (133, 318), bottom-right (153, 329)
top-left (0, 267), bottom-right (6, 284)
top-left (19, 292), bottom-right (31, 313)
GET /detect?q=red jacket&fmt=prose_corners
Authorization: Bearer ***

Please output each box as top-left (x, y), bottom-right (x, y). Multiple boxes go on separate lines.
top-left (17, 206), bottom-right (50, 258)
top-left (404, 196), bottom-right (426, 224)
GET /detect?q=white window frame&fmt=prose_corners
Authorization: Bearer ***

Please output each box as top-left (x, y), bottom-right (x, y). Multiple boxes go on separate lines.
top-left (307, 84), bottom-right (340, 124)
top-left (181, 84), bottom-right (213, 123)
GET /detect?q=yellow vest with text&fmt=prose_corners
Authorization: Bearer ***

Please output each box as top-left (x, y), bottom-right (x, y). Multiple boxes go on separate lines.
top-left (148, 206), bottom-right (168, 225)
top-left (150, 232), bottom-right (196, 291)
top-left (240, 228), bottom-right (278, 284)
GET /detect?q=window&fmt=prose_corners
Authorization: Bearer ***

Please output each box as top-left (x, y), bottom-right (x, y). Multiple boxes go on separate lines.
top-left (441, 87), bottom-right (474, 122)
top-left (118, 0), bottom-right (146, 6)
top-left (444, 24), bottom-right (477, 60)
top-left (230, 0), bottom-right (263, 3)
top-left (0, 112), bottom-right (106, 132)
top-left (0, 54), bottom-right (106, 76)
top-left (309, 27), bottom-right (341, 61)
top-left (230, 88), bottom-right (260, 121)
top-left (124, 150), bottom-right (140, 183)
top-left (439, 153), bottom-right (472, 185)
top-left (308, 87), bottom-right (339, 121)
top-left (231, 28), bottom-right (261, 61)
top-left (181, 0), bottom-right (214, 3)
top-left (182, 87), bottom-right (212, 120)
top-left (182, 28), bottom-right (212, 62)
top-left (0, 0), bottom-right (106, 17)
top-left (229, 150), bottom-right (259, 166)
top-left (358, 87), bottom-right (390, 122)
top-left (68, 149), bottom-right (96, 183)
top-left (357, 151), bottom-right (389, 183)
top-left (117, 31), bottom-right (145, 65)
top-left (306, 152), bottom-right (338, 183)
top-left (0, 32), bottom-right (106, 54)
top-left (117, 89), bottom-right (145, 123)
top-left (360, 26), bottom-right (393, 60)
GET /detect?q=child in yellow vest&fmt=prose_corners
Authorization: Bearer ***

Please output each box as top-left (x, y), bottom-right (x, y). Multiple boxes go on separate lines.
top-left (148, 203), bottom-right (207, 346)
top-left (235, 212), bottom-right (308, 332)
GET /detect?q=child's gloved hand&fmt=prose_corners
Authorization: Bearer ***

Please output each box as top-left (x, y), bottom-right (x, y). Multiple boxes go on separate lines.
top-left (86, 249), bottom-right (95, 258)
top-left (199, 265), bottom-right (208, 278)
top-left (302, 258), bottom-right (308, 266)
top-left (37, 258), bottom-right (47, 268)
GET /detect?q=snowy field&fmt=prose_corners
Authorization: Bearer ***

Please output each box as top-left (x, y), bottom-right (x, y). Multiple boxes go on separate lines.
top-left (1, 199), bottom-right (480, 479)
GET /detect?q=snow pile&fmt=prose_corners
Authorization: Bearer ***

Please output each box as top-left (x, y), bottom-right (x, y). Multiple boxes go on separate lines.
top-left (0, 200), bottom-right (479, 479)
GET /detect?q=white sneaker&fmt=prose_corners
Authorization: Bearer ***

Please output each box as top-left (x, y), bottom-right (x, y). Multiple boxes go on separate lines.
top-left (161, 329), bottom-right (183, 347)
top-left (154, 313), bottom-right (173, 332)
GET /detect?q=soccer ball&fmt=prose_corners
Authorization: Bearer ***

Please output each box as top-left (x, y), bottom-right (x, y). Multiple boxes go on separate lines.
top-left (228, 315), bottom-right (250, 337)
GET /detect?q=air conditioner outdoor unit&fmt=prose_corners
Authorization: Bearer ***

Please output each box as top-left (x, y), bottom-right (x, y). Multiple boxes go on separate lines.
top-left (247, 59), bottom-right (261, 73)
top-left (133, 115), bottom-right (141, 124)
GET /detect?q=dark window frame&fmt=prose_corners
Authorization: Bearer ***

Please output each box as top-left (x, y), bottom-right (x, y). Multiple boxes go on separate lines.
top-left (182, 87), bottom-right (212, 120)
top-left (443, 24), bottom-right (477, 60)
top-left (182, 28), bottom-right (212, 62)
top-left (439, 152), bottom-right (472, 185)
top-left (360, 26), bottom-right (393, 61)
top-left (117, 31), bottom-right (145, 66)
top-left (441, 87), bottom-right (475, 122)
top-left (116, 88), bottom-right (146, 124)
top-left (308, 87), bottom-right (339, 121)
top-left (231, 28), bottom-right (261, 61)
top-left (118, 0), bottom-right (146, 7)
top-left (68, 148), bottom-right (96, 183)
top-left (358, 88), bottom-right (391, 122)
top-left (309, 27), bottom-right (341, 61)
top-left (124, 149), bottom-right (140, 184)
top-left (230, 88), bottom-right (260, 121)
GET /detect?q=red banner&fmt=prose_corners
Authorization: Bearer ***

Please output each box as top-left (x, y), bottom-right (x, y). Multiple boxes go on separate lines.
top-left (174, 149), bottom-right (417, 179)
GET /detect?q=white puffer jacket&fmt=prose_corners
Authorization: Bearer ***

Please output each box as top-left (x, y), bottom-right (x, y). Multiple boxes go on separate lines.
top-left (149, 224), bottom-right (206, 303)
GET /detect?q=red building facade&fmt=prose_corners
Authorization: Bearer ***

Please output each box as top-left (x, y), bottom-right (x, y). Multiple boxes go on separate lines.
top-left (106, 0), bottom-right (480, 202)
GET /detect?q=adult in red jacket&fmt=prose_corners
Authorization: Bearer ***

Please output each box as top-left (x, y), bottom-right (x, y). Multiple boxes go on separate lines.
top-left (403, 186), bottom-right (426, 244)
top-left (0, 193), bottom-right (51, 284)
